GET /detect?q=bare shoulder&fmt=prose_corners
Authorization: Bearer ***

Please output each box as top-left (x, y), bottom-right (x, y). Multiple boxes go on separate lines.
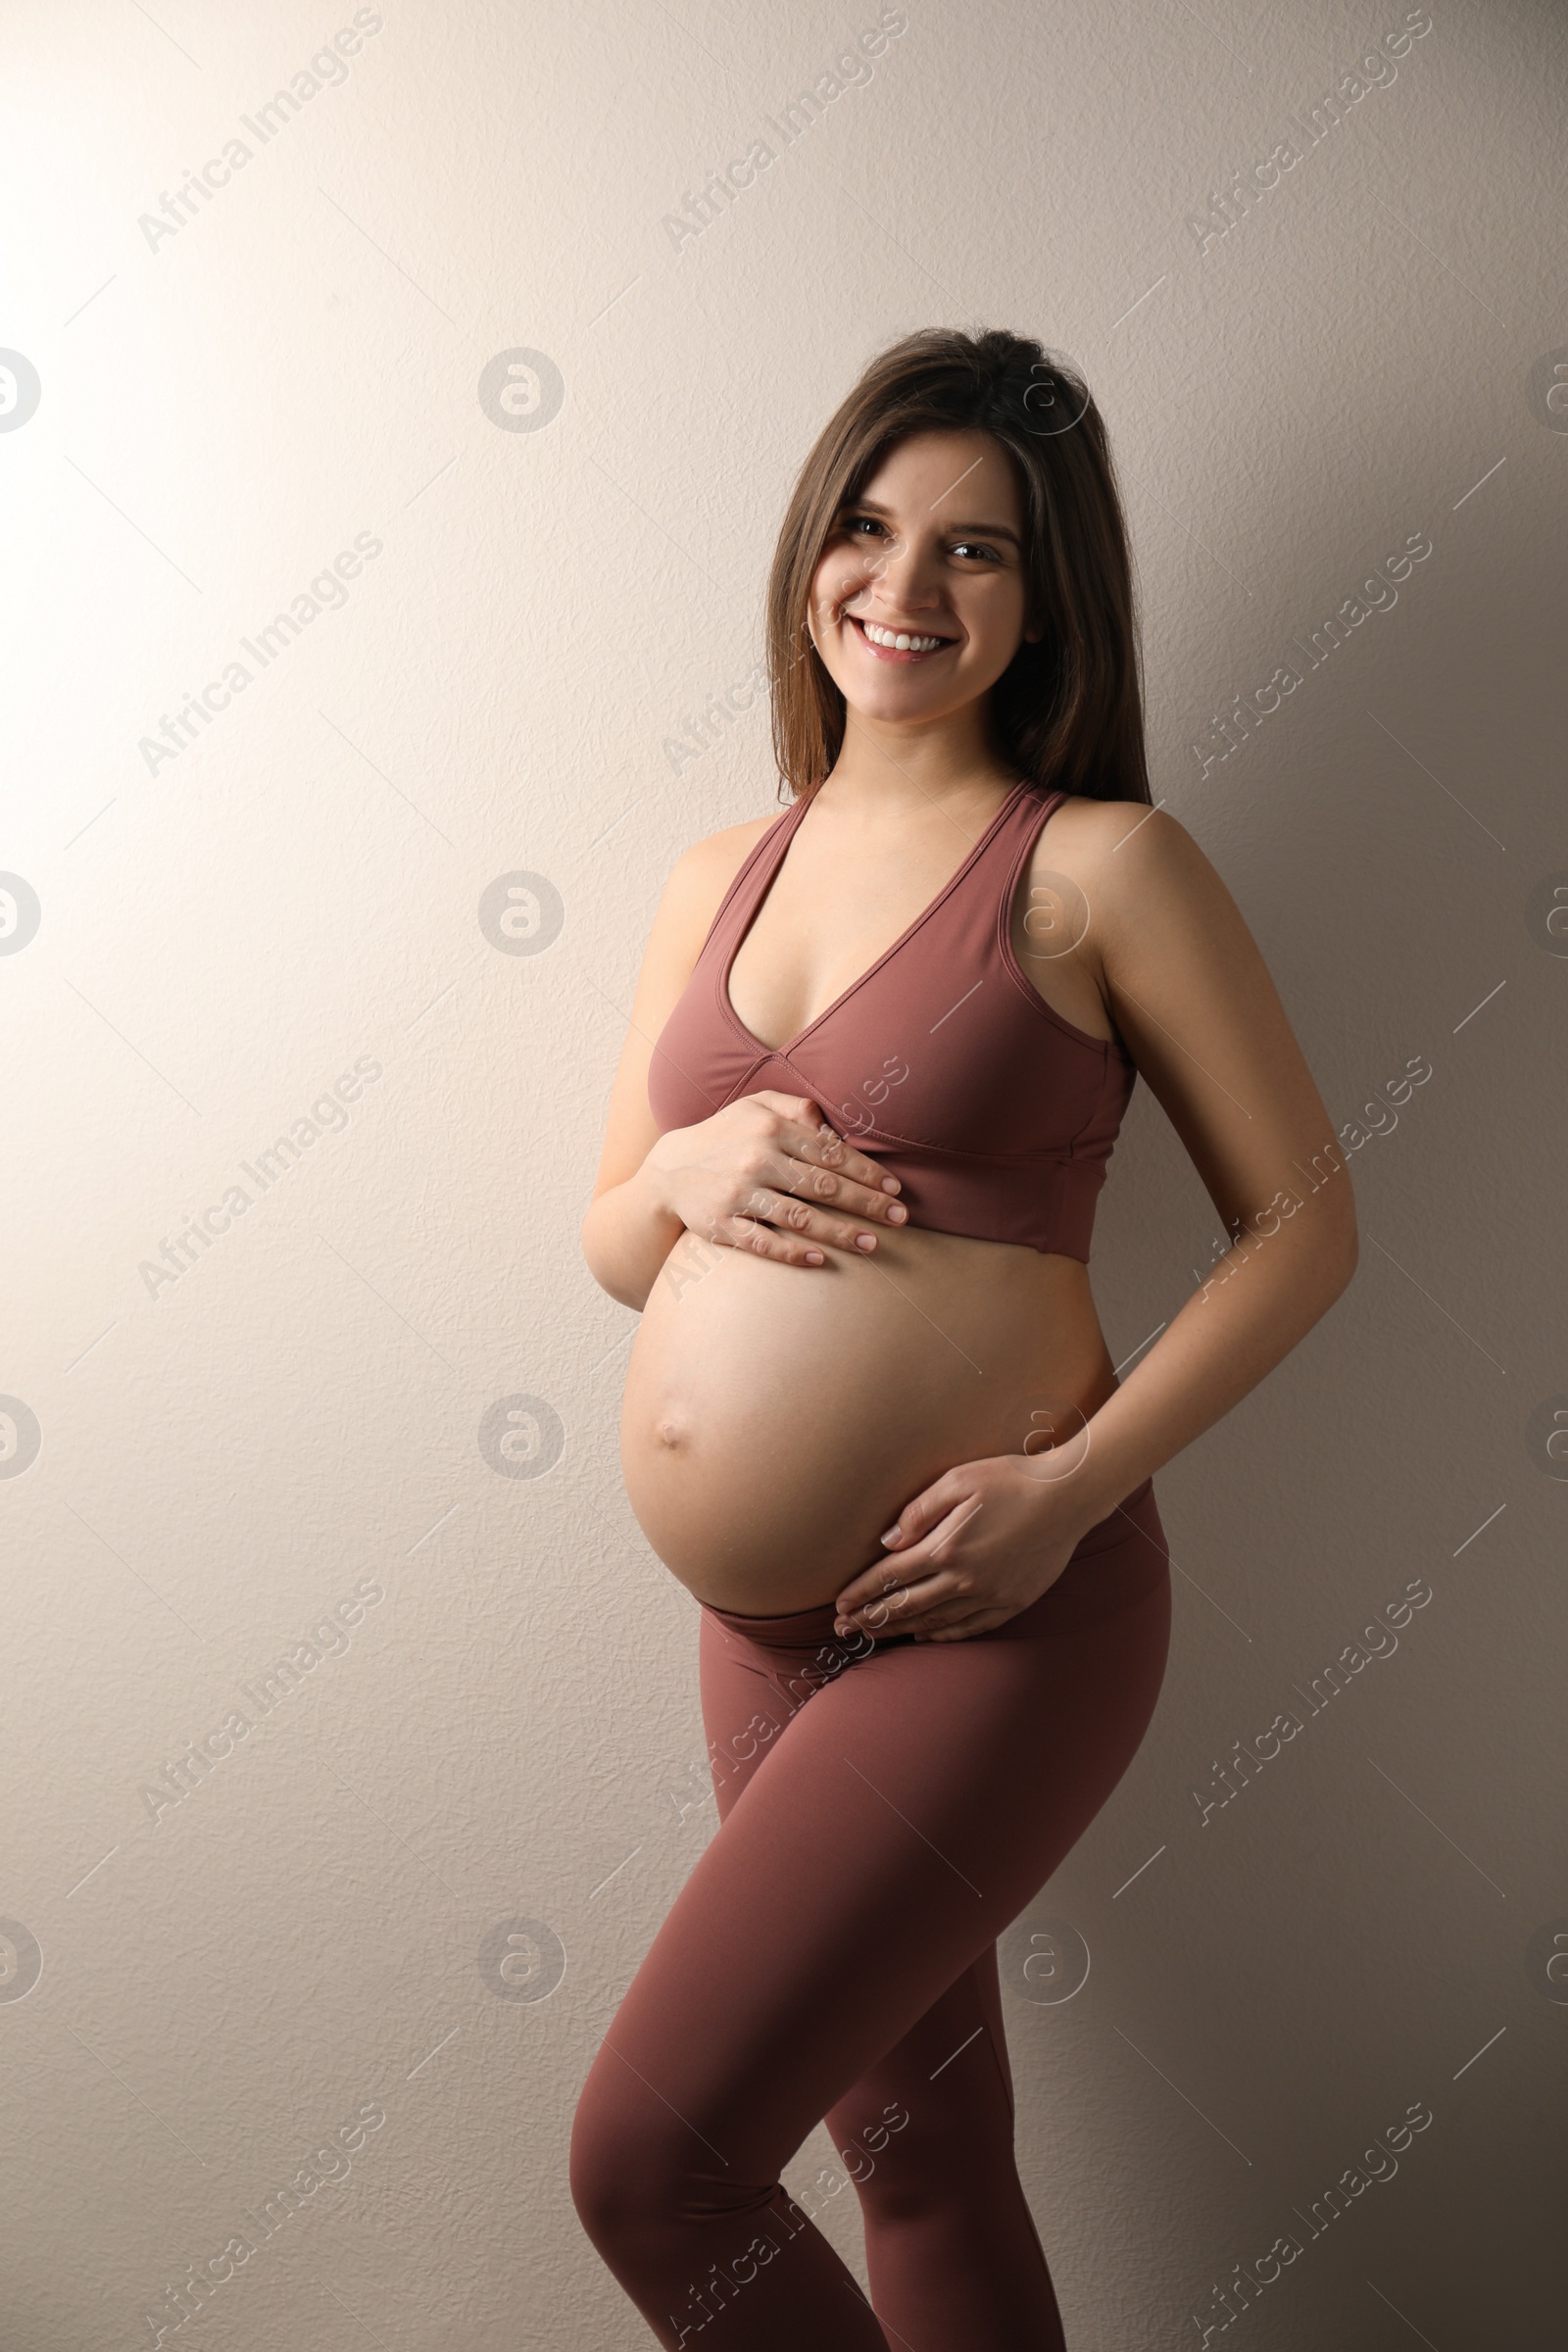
top-left (644, 808), bottom-right (781, 971)
top-left (1038, 797), bottom-right (1229, 932)
top-left (1039, 794), bottom-right (1198, 870)
top-left (664, 809), bottom-right (777, 904)
top-left (1048, 792), bottom-right (1299, 1083)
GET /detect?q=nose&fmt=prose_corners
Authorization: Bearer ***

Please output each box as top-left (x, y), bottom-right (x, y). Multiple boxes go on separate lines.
top-left (854, 528), bottom-right (943, 612)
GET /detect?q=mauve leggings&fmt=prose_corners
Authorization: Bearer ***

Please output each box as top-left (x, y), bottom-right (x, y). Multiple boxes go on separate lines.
top-left (569, 1478), bottom-right (1172, 2350)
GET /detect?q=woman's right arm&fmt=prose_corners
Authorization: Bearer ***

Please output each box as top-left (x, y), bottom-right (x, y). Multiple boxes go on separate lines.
top-left (581, 829), bottom-right (907, 1311)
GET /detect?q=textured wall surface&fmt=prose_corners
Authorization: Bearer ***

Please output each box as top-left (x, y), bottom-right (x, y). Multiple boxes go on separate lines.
top-left (2, 2), bottom-right (1564, 2345)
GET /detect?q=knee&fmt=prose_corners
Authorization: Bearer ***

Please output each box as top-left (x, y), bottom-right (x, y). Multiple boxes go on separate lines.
top-left (850, 2140), bottom-right (1016, 2232)
top-left (568, 2060), bottom-right (699, 2251)
top-left (849, 2162), bottom-right (942, 2230)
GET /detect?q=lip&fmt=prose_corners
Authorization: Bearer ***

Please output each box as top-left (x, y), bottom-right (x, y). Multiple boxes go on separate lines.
top-left (847, 612), bottom-right (957, 664)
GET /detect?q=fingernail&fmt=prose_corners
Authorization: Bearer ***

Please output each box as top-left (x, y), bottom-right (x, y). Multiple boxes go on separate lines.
top-left (881, 1178), bottom-right (902, 1193)
top-left (805, 1250), bottom-right (824, 1264)
top-left (855, 1233), bottom-right (876, 1250)
top-left (834, 1616), bottom-right (851, 1634)
top-left (880, 1527), bottom-right (902, 1545)
top-left (886, 1203), bottom-right (907, 1222)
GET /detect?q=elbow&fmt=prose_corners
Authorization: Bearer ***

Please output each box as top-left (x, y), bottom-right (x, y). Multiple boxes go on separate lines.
top-left (1319, 1200), bottom-right (1359, 1308)
top-left (1304, 1145), bottom-right (1359, 1303)
top-left (1274, 1184), bottom-right (1357, 1326)
top-left (580, 1210), bottom-right (652, 1315)
top-left (578, 1208), bottom-right (616, 1302)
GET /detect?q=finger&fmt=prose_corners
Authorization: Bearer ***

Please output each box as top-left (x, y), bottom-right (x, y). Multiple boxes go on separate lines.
top-left (736, 1186), bottom-right (888, 1259)
top-left (835, 1528), bottom-right (951, 1617)
top-left (879, 1485), bottom-right (984, 1561)
top-left (849, 1568), bottom-right (958, 1634)
top-left (906, 1582), bottom-right (1005, 1636)
top-left (728, 1134), bottom-right (901, 1242)
top-left (911, 1589), bottom-right (1020, 1640)
top-left (752, 1093), bottom-right (893, 1189)
top-left (716, 1210), bottom-right (826, 1268)
top-left (737, 1095), bottom-right (906, 1219)
top-left (754, 1090), bottom-right (831, 1128)
top-left (837, 1554), bottom-right (968, 1631)
top-left (834, 1557), bottom-right (910, 1619)
top-left (912, 1610), bottom-right (984, 1640)
top-left (776, 1148), bottom-right (910, 1226)
top-left (772, 1192), bottom-right (909, 1258)
top-left (839, 1503), bottom-right (983, 1627)
top-left (916, 1609), bottom-right (1012, 1642)
top-left (772, 1117), bottom-right (906, 1205)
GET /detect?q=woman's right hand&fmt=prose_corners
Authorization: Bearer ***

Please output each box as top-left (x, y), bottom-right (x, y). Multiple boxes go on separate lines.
top-left (641, 1091), bottom-right (908, 1267)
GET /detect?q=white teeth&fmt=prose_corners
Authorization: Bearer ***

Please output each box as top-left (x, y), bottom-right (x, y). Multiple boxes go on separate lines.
top-left (858, 619), bottom-right (948, 653)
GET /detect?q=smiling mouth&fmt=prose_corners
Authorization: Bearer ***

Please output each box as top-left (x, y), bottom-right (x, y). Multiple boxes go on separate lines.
top-left (848, 613), bottom-right (956, 662)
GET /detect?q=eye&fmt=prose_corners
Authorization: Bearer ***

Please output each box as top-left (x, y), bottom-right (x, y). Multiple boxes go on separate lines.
top-left (951, 539), bottom-right (1004, 564)
top-left (842, 513), bottom-right (886, 539)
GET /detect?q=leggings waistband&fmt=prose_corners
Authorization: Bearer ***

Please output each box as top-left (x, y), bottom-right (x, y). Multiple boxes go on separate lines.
top-left (700, 1475), bottom-right (1161, 1651)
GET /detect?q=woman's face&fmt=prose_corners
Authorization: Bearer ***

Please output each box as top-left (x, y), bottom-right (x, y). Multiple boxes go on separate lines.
top-left (807, 428), bottom-right (1040, 730)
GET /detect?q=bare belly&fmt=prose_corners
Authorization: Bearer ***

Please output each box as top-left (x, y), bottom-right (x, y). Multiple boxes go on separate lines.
top-left (619, 1223), bottom-right (1119, 1614)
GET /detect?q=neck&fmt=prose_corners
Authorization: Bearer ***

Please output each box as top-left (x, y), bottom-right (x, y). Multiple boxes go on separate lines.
top-left (819, 707), bottom-right (1017, 822)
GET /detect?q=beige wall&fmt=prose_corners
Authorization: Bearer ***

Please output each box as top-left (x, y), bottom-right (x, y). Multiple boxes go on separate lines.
top-left (2, 1), bottom-right (1562, 2343)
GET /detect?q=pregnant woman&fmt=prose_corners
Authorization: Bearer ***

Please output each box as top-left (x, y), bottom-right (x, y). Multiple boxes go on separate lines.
top-left (571, 328), bottom-right (1357, 2349)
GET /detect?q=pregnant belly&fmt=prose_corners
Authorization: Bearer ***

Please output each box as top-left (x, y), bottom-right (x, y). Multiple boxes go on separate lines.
top-left (619, 1224), bottom-right (1117, 1614)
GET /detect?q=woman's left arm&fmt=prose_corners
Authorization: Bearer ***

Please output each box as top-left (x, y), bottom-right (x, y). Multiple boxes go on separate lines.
top-left (833, 804), bottom-right (1359, 1642)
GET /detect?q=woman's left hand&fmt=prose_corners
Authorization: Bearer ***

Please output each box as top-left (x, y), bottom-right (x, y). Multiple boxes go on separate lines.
top-left (832, 1453), bottom-right (1102, 1642)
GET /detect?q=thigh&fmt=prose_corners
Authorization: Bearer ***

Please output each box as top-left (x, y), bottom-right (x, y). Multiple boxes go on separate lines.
top-left (819, 1939), bottom-right (1014, 2190)
top-left (698, 1608), bottom-right (820, 1822)
top-left (602, 1581), bottom-right (1171, 2186)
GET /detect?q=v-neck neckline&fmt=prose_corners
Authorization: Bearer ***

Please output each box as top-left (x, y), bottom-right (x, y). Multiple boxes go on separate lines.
top-left (719, 777), bottom-right (1034, 1059)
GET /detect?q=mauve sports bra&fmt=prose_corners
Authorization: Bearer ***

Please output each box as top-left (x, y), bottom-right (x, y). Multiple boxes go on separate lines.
top-left (646, 779), bottom-right (1139, 1262)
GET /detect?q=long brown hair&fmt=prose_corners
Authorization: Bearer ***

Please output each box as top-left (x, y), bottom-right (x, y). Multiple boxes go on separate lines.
top-left (765, 327), bottom-right (1152, 806)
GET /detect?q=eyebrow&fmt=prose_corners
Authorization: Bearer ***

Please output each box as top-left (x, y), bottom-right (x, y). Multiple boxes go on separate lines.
top-left (846, 498), bottom-right (1022, 547)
